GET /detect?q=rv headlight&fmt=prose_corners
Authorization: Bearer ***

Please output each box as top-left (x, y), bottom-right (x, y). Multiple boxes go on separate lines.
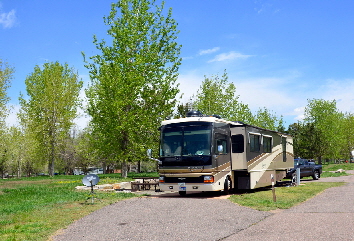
top-left (203, 175), bottom-right (214, 183)
top-left (159, 176), bottom-right (165, 183)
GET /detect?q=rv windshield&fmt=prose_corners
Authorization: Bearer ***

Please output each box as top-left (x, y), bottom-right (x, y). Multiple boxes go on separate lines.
top-left (160, 124), bottom-right (212, 157)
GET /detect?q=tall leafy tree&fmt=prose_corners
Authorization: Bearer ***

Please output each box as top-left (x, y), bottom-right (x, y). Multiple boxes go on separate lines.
top-left (336, 112), bottom-right (353, 160)
top-left (15, 114), bottom-right (43, 177)
top-left (57, 129), bottom-right (79, 175)
top-left (303, 99), bottom-right (340, 163)
top-left (193, 71), bottom-right (286, 131)
top-left (0, 59), bottom-right (13, 178)
top-left (0, 59), bottom-right (12, 127)
top-left (0, 132), bottom-right (9, 178)
top-left (252, 107), bottom-right (285, 132)
top-left (194, 71), bottom-right (253, 123)
top-left (7, 127), bottom-right (24, 178)
top-left (19, 62), bottom-right (83, 176)
top-left (75, 128), bottom-right (101, 173)
top-left (288, 122), bottom-right (319, 159)
top-left (84, 0), bottom-right (181, 177)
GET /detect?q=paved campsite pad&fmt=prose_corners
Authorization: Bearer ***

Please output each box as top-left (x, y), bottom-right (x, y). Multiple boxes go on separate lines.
top-left (53, 194), bottom-right (271, 241)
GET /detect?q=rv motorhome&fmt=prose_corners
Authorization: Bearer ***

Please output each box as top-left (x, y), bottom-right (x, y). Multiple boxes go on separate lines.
top-left (158, 111), bottom-right (294, 195)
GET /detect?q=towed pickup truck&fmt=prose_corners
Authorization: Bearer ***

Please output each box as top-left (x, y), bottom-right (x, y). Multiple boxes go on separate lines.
top-left (285, 158), bottom-right (322, 182)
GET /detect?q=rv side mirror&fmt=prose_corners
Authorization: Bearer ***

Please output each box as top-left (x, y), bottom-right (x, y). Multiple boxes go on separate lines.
top-left (147, 149), bottom-right (160, 163)
top-left (217, 145), bottom-right (223, 153)
top-left (147, 149), bottom-right (152, 158)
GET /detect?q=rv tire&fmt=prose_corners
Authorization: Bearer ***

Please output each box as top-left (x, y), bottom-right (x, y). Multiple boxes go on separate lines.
top-left (179, 191), bottom-right (186, 196)
top-left (224, 177), bottom-right (231, 195)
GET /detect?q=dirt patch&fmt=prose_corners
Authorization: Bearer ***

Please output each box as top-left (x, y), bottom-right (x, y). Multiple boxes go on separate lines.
top-left (0, 179), bottom-right (61, 188)
top-left (48, 229), bottom-right (65, 241)
top-left (268, 208), bottom-right (285, 214)
top-left (207, 194), bottom-right (231, 199)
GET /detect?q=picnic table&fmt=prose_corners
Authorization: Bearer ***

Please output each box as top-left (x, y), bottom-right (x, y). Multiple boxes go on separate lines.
top-left (131, 177), bottom-right (159, 191)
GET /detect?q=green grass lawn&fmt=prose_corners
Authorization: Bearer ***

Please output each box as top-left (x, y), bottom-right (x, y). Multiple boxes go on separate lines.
top-left (319, 162), bottom-right (354, 178)
top-left (229, 162), bottom-right (353, 211)
top-left (322, 162), bottom-right (354, 171)
top-left (229, 182), bottom-right (345, 211)
top-left (0, 173), bottom-right (153, 241)
top-left (321, 171), bottom-right (348, 177)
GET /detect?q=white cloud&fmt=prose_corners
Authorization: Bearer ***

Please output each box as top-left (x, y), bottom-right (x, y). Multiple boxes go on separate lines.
top-left (254, 2), bottom-right (279, 15)
top-left (176, 72), bottom-right (204, 103)
top-left (235, 77), bottom-right (294, 111)
top-left (208, 51), bottom-right (253, 63)
top-left (293, 107), bottom-right (305, 122)
top-left (182, 56), bottom-right (194, 60)
top-left (176, 70), bottom-right (301, 125)
top-left (233, 77), bottom-right (354, 126)
top-left (176, 67), bottom-right (354, 127)
top-left (199, 47), bottom-right (220, 55)
top-left (0, 7), bottom-right (16, 29)
top-left (319, 78), bottom-right (354, 113)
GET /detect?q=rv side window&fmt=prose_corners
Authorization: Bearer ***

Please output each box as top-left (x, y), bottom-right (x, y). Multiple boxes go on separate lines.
top-left (263, 136), bottom-right (272, 153)
top-left (250, 134), bottom-right (260, 152)
top-left (231, 134), bottom-right (244, 153)
top-left (215, 135), bottom-right (228, 155)
top-left (282, 137), bottom-right (287, 162)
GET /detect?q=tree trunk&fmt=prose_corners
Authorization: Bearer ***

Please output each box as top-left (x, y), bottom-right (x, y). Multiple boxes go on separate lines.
top-left (102, 161), bottom-right (106, 174)
top-left (17, 163), bottom-right (21, 178)
top-left (48, 137), bottom-right (56, 176)
top-left (318, 156), bottom-right (322, 165)
top-left (48, 152), bottom-right (55, 176)
top-left (48, 160), bottom-right (54, 176)
top-left (121, 160), bottom-right (128, 178)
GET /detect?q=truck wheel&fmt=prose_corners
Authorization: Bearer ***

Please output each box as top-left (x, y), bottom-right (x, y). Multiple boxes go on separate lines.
top-left (291, 173), bottom-right (297, 185)
top-left (179, 191), bottom-right (186, 196)
top-left (312, 171), bottom-right (320, 180)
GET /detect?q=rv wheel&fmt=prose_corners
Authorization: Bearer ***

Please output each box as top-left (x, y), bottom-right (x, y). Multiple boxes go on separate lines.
top-left (179, 191), bottom-right (186, 196)
top-left (224, 177), bottom-right (231, 195)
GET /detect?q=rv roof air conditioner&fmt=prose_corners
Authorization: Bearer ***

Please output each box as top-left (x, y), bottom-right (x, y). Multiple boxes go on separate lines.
top-left (186, 110), bottom-right (203, 117)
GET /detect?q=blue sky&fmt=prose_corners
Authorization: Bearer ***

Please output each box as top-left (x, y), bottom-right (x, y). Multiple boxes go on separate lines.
top-left (1, 0), bottom-right (354, 129)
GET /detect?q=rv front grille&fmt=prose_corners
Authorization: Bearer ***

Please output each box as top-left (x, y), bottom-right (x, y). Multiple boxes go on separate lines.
top-left (164, 176), bottom-right (205, 183)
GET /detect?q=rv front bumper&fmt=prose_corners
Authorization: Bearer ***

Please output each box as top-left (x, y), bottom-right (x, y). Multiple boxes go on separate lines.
top-left (159, 182), bottom-right (223, 192)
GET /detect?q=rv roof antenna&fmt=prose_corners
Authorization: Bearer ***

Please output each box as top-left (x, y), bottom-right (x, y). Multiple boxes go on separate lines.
top-left (187, 97), bottom-right (195, 112)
